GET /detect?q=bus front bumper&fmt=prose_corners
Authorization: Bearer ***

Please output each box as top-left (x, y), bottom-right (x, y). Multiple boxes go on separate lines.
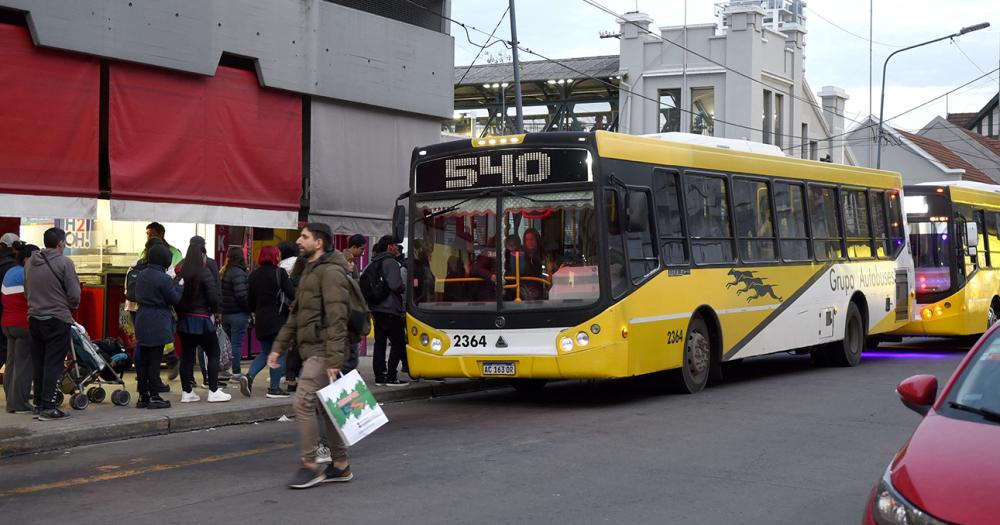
top-left (406, 342), bottom-right (630, 380)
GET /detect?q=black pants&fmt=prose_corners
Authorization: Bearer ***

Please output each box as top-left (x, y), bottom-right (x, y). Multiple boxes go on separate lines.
top-left (136, 344), bottom-right (164, 400)
top-left (372, 312), bottom-right (406, 382)
top-left (29, 317), bottom-right (71, 410)
top-left (285, 346), bottom-right (302, 383)
top-left (179, 331), bottom-right (220, 393)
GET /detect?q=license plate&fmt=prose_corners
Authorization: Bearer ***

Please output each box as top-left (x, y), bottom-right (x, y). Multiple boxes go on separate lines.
top-left (482, 362), bottom-right (516, 376)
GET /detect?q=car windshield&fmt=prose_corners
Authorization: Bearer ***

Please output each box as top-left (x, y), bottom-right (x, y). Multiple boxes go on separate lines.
top-left (909, 221), bottom-right (952, 293)
top-left (945, 332), bottom-right (1000, 423)
top-left (411, 191), bottom-right (600, 311)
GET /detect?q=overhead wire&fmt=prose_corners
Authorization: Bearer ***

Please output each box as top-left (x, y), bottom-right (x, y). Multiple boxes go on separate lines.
top-left (804, 6), bottom-right (902, 48)
top-left (456, 6), bottom-right (510, 87)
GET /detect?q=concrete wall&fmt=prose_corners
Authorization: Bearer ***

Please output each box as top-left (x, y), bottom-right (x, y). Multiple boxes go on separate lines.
top-left (0, 0), bottom-right (454, 119)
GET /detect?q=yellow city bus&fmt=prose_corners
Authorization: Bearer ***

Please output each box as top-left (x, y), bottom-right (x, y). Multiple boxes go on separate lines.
top-left (400, 131), bottom-right (913, 393)
top-left (893, 182), bottom-right (1000, 337)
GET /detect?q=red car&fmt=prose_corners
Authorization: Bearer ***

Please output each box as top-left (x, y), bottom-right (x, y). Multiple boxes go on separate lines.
top-left (863, 325), bottom-right (1000, 525)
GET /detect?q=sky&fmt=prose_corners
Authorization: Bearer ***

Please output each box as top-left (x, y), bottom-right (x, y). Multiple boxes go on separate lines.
top-left (450, 0), bottom-right (1000, 132)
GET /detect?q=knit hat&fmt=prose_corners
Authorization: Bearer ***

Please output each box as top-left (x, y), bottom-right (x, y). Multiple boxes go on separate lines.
top-left (148, 244), bottom-right (173, 269)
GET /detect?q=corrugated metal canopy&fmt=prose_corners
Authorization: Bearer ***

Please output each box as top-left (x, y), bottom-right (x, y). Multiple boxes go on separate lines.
top-left (455, 55), bottom-right (620, 86)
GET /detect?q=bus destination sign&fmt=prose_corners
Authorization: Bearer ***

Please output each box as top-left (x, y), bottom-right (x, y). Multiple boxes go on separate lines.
top-left (415, 149), bottom-right (590, 193)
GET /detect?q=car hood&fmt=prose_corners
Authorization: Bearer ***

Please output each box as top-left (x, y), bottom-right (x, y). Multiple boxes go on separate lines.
top-left (890, 412), bottom-right (1000, 524)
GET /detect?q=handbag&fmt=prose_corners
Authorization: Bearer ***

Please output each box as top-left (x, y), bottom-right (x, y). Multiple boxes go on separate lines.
top-left (276, 267), bottom-right (292, 315)
top-left (216, 323), bottom-right (233, 370)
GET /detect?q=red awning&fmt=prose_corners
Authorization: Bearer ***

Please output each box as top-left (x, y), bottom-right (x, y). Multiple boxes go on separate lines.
top-left (109, 63), bottom-right (302, 227)
top-left (0, 23), bottom-right (99, 218)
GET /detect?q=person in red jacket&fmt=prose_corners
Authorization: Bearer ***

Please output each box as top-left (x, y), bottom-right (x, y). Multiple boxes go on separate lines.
top-left (3, 242), bottom-right (38, 414)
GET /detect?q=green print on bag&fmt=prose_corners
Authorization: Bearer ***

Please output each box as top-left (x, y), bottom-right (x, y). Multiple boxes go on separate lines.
top-left (325, 381), bottom-right (378, 426)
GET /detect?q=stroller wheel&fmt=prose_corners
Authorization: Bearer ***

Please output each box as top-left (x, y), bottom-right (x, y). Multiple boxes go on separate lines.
top-left (70, 393), bottom-right (90, 410)
top-left (55, 391), bottom-right (65, 407)
top-left (111, 390), bottom-right (131, 407)
top-left (87, 387), bottom-right (107, 403)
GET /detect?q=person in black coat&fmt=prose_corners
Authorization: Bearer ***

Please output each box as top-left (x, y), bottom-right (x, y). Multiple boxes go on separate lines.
top-left (242, 246), bottom-right (295, 398)
top-left (220, 246), bottom-right (250, 378)
top-left (175, 237), bottom-right (230, 402)
top-left (134, 244), bottom-right (182, 409)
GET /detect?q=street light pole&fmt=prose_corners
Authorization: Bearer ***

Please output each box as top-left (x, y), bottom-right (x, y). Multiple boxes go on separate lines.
top-left (877, 22), bottom-right (989, 169)
top-left (508, 0), bottom-right (524, 133)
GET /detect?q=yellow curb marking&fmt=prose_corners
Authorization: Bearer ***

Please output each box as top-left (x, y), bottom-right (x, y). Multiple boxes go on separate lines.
top-left (0, 443), bottom-right (293, 497)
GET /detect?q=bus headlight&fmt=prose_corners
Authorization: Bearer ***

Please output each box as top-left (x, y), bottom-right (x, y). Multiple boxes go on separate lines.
top-left (559, 336), bottom-right (574, 352)
top-left (576, 331), bottom-right (590, 346)
top-left (420, 333), bottom-right (430, 346)
top-left (921, 308), bottom-right (933, 320)
top-left (431, 338), bottom-right (443, 352)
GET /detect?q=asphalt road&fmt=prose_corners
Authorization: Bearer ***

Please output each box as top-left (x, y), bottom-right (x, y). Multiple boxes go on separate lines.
top-left (0, 338), bottom-right (970, 525)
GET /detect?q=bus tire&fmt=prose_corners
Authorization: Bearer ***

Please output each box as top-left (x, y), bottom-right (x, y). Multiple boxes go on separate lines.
top-left (987, 299), bottom-right (1000, 330)
top-left (829, 302), bottom-right (864, 367)
top-left (672, 316), bottom-right (711, 394)
top-left (510, 379), bottom-right (547, 396)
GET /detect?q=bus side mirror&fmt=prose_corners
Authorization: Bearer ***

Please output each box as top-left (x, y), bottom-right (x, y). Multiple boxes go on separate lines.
top-left (966, 222), bottom-right (979, 248)
top-left (627, 192), bottom-right (648, 232)
top-left (392, 205), bottom-right (406, 242)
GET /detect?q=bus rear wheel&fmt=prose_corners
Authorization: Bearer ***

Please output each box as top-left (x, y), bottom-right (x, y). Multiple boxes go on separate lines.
top-left (987, 300), bottom-right (999, 330)
top-left (829, 302), bottom-right (864, 367)
top-left (672, 316), bottom-right (711, 394)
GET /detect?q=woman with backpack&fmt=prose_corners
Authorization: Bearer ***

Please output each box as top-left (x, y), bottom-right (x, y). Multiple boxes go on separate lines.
top-left (133, 243), bottom-right (182, 409)
top-left (220, 246), bottom-right (251, 380)
top-left (242, 246), bottom-right (295, 398)
top-left (3, 242), bottom-right (38, 414)
top-left (175, 237), bottom-right (230, 403)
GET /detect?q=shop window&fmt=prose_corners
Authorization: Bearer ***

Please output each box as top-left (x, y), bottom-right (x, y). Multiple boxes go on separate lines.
top-left (841, 189), bottom-right (873, 259)
top-left (690, 87), bottom-right (715, 136)
top-left (653, 170), bottom-right (687, 264)
top-left (686, 174), bottom-right (734, 264)
top-left (809, 185), bottom-right (843, 260)
top-left (870, 191), bottom-right (889, 258)
top-left (658, 89), bottom-right (681, 133)
top-left (775, 182), bottom-right (809, 260)
top-left (626, 189), bottom-right (659, 284)
top-left (733, 178), bottom-right (776, 262)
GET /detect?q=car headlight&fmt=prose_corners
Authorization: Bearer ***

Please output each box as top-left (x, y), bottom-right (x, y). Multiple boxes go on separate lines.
top-left (873, 471), bottom-right (948, 525)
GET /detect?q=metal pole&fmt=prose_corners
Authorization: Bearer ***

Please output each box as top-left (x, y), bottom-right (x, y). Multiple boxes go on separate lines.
top-left (508, 0), bottom-right (524, 133)
top-left (877, 23), bottom-right (990, 168)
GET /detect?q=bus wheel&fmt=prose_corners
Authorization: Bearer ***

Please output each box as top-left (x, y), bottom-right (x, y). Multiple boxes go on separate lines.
top-left (673, 317), bottom-right (711, 394)
top-left (988, 300), bottom-right (999, 329)
top-left (510, 379), bottom-right (547, 396)
top-left (830, 302), bottom-right (864, 367)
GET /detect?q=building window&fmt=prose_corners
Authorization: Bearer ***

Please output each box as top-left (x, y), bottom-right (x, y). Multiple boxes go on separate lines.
top-left (762, 89), bottom-right (772, 144)
top-left (690, 87), bottom-right (715, 136)
top-left (659, 89), bottom-right (681, 133)
top-left (774, 93), bottom-right (784, 149)
top-left (800, 123), bottom-right (808, 159)
top-left (809, 140), bottom-right (818, 160)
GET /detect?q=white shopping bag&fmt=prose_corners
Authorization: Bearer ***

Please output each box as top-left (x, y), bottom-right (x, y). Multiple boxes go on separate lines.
top-left (316, 369), bottom-right (388, 446)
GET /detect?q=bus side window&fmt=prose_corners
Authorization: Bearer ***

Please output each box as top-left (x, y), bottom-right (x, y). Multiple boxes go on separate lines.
top-left (987, 212), bottom-right (1000, 268)
top-left (606, 189), bottom-right (629, 297)
top-left (774, 182), bottom-right (809, 261)
top-left (869, 190), bottom-right (889, 258)
top-left (808, 184), bottom-right (844, 260)
top-left (886, 190), bottom-right (905, 257)
top-left (841, 188), bottom-right (872, 259)
top-left (733, 177), bottom-right (776, 262)
top-left (686, 173), bottom-right (735, 264)
top-left (626, 189), bottom-right (659, 284)
top-left (652, 170), bottom-right (688, 264)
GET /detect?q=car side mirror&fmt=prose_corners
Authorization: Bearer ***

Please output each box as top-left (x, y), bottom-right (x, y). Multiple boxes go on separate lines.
top-left (392, 204), bottom-right (406, 242)
top-left (627, 191), bottom-right (648, 232)
top-left (896, 374), bottom-right (938, 416)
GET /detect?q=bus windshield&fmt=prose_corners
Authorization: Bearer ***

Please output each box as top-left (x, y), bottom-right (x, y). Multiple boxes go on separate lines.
top-left (909, 221), bottom-right (952, 293)
top-left (412, 191), bottom-right (600, 311)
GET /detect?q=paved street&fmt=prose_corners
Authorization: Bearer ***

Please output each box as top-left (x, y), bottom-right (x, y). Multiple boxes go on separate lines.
top-left (0, 339), bottom-right (969, 525)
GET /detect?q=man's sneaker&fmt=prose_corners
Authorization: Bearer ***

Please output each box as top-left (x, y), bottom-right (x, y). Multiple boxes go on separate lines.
top-left (180, 391), bottom-right (201, 403)
top-left (37, 408), bottom-right (71, 421)
top-left (239, 375), bottom-right (252, 397)
top-left (266, 388), bottom-right (291, 399)
top-left (286, 382), bottom-right (297, 393)
top-left (288, 467), bottom-right (326, 489)
top-left (32, 406), bottom-right (40, 419)
top-left (374, 378), bottom-right (387, 387)
top-left (207, 389), bottom-right (232, 403)
top-left (315, 445), bottom-right (332, 464)
top-left (322, 463), bottom-right (354, 483)
top-left (147, 397), bottom-right (171, 409)
top-left (384, 378), bottom-right (409, 387)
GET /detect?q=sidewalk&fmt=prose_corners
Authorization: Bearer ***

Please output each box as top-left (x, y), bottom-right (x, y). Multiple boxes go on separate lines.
top-left (0, 355), bottom-right (500, 458)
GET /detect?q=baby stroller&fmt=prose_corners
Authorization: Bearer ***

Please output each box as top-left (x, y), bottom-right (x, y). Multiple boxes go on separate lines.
top-left (57, 322), bottom-right (132, 410)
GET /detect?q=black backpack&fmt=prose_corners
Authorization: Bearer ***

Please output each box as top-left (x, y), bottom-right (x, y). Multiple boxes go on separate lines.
top-left (359, 256), bottom-right (391, 306)
top-left (125, 261), bottom-right (148, 302)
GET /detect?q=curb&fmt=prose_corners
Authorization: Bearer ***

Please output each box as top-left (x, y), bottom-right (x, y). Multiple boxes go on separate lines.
top-left (0, 379), bottom-right (504, 459)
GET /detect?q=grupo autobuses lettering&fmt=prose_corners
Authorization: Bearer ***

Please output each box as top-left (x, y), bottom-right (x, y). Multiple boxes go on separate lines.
top-left (829, 267), bottom-right (895, 295)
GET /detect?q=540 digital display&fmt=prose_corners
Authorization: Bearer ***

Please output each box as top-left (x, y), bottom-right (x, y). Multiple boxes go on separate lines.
top-left (415, 149), bottom-right (590, 193)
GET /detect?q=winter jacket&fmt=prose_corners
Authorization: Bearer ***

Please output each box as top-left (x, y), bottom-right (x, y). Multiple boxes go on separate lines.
top-left (220, 263), bottom-right (250, 314)
top-left (1, 265), bottom-right (28, 329)
top-left (369, 252), bottom-right (405, 316)
top-left (247, 263), bottom-right (295, 341)
top-left (0, 246), bottom-right (16, 323)
top-left (175, 264), bottom-right (220, 316)
top-left (134, 264), bottom-right (183, 346)
top-left (24, 248), bottom-right (81, 325)
top-left (273, 250), bottom-right (351, 370)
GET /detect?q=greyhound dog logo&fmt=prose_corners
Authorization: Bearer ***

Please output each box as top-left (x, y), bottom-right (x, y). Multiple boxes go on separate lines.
top-left (726, 268), bottom-right (782, 302)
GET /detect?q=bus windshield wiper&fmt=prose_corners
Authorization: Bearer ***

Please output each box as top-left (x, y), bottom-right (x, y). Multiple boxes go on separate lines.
top-left (948, 401), bottom-right (1000, 422)
top-left (416, 189), bottom-right (491, 222)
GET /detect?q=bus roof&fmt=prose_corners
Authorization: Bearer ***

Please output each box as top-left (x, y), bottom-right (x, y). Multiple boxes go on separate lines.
top-left (911, 181), bottom-right (1000, 207)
